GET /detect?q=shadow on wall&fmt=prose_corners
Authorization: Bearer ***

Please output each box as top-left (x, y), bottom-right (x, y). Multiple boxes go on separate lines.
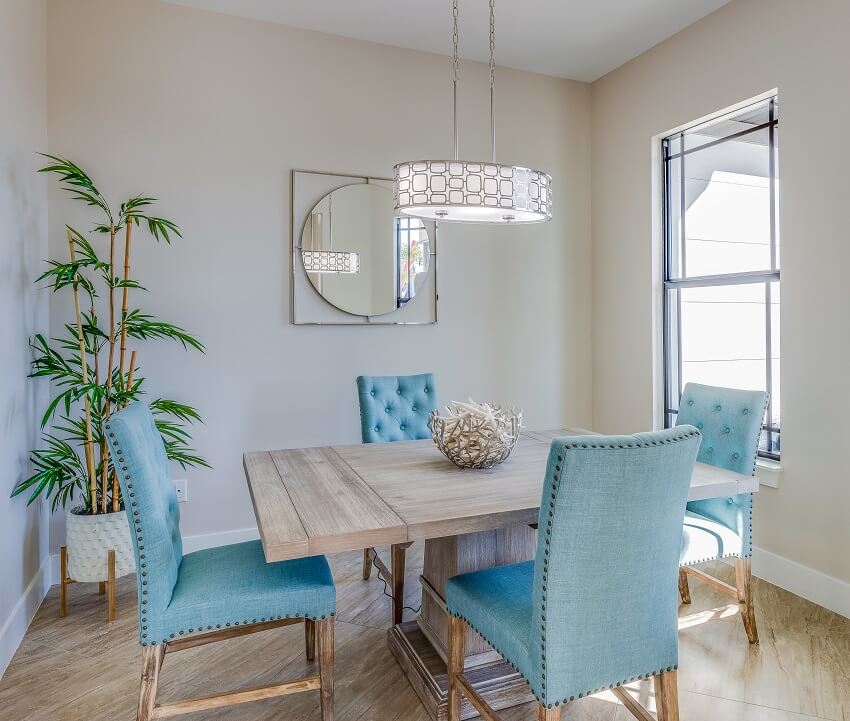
top-left (1, 153), bottom-right (49, 603)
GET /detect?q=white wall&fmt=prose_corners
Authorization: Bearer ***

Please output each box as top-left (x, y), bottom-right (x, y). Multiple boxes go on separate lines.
top-left (0, 0), bottom-right (50, 676)
top-left (591, 0), bottom-right (850, 587)
top-left (46, 0), bottom-right (592, 546)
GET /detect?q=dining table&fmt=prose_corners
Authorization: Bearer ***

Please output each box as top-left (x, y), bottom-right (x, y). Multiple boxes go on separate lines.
top-left (243, 427), bottom-right (757, 721)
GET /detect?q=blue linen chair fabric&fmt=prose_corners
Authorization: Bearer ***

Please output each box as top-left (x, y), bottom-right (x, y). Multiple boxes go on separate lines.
top-left (675, 382), bottom-right (769, 644)
top-left (104, 403), bottom-right (336, 721)
top-left (356, 373), bottom-right (438, 625)
top-left (444, 428), bottom-right (702, 721)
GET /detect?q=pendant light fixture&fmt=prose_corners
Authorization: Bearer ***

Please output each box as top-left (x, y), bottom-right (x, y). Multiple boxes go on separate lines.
top-left (393, 0), bottom-right (552, 224)
top-left (301, 250), bottom-right (360, 274)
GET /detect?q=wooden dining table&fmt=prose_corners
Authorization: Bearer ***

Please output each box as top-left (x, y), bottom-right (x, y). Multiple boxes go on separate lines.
top-left (243, 428), bottom-right (757, 721)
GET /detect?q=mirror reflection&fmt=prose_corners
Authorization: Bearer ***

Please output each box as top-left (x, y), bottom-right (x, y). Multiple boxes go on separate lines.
top-left (301, 184), bottom-right (431, 317)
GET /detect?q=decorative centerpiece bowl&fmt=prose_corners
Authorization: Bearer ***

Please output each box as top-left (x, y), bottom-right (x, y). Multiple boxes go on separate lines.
top-left (429, 400), bottom-right (523, 469)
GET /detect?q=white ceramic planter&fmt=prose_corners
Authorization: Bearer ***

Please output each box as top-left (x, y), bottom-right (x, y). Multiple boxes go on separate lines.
top-left (66, 507), bottom-right (136, 583)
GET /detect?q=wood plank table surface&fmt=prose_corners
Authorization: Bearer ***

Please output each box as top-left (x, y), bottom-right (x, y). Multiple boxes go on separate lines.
top-left (245, 428), bottom-right (757, 562)
top-left (244, 427), bottom-right (758, 720)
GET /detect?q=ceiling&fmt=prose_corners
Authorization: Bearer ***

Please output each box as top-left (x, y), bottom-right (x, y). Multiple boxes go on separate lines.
top-left (164, 0), bottom-right (732, 82)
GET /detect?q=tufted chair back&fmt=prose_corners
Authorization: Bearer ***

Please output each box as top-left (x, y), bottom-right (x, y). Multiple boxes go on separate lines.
top-left (674, 382), bottom-right (768, 558)
top-left (529, 428), bottom-right (701, 705)
top-left (105, 402), bottom-right (183, 642)
top-left (356, 373), bottom-right (437, 443)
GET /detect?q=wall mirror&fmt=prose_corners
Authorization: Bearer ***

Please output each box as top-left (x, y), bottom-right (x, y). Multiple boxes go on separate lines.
top-left (292, 171), bottom-right (437, 324)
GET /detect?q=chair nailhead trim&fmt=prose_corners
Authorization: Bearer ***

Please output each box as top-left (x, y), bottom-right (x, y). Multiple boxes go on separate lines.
top-left (109, 419), bottom-right (336, 646)
top-left (447, 610), bottom-right (679, 707)
top-left (447, 430), bottom-right (698, 704)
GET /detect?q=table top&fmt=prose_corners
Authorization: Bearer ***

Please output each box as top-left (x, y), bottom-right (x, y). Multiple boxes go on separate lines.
top-left (244, 428), bottom-right (757, 562)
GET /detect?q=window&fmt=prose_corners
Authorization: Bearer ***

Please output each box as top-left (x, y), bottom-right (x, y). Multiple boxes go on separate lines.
top-left (662, 97), bottom-right (780, 459)
top-left (396, 217), bottom-right (429, 307)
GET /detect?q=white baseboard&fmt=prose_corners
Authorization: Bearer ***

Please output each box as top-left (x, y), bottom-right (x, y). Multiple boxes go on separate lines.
top-left (46, 526), bottom-right (261, 586)
top-left (752, 546), bottom-right (850, 619)
top-left (180, 526), bottom-right (260, 553)
top-left (0, 554), bottom-right (52, 679)
top-left (38, 532), bottom-right (846, 634)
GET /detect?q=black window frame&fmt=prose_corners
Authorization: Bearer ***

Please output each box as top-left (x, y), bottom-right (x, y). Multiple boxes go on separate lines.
top-left (662, 97), bottom-right (781, 460)
top-left (395, 216), bottom-right (426, 308)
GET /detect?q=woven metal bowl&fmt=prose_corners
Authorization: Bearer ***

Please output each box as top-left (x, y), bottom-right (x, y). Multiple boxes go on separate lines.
top-left (429, 405), bottom-right (523, 469)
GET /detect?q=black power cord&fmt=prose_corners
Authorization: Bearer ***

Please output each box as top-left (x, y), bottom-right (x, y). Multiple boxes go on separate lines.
top-left (368, 548), bottom-right (421, 615)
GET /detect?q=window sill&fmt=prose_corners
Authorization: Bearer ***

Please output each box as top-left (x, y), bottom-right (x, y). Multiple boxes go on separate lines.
top-left (756, 458), bottom-right (782, 489)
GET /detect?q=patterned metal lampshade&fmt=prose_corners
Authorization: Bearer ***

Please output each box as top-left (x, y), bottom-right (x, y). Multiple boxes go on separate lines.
top-left (392, 1), bottom-right (552, 225)
top-left (393, 160), bottom-right (552, 224)
top-left (302, 250), bottom-right (360, 274)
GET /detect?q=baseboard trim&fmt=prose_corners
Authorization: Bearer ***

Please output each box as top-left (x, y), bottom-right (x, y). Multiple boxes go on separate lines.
top-left (180, 526), bottom-right (260, 553)
top-left (47, 526), bottom-right (262, 586)
top-left (43, 532), bottom-right (849, 630)
top-left (0, 554), bottom-right (52, 679)
top-left (752, 546), bottom-right (850, 619)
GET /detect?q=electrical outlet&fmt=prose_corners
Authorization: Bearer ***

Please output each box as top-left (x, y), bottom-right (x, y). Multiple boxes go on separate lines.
top-left (173, 478), bottom-right (188, 503)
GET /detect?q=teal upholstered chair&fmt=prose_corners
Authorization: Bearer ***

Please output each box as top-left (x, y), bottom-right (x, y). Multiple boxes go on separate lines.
top-left (105, 403), bottom-right (336, 721)
top-left (675, 382), bottom-right (769, 644)
top-left (356, 373), bottom-right (437, 624)
top-left (445, 428), bottom-right (701, 721)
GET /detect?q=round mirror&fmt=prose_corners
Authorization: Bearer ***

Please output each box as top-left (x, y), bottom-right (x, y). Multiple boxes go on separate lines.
top-left (300, 184), bottom-right (431, 317)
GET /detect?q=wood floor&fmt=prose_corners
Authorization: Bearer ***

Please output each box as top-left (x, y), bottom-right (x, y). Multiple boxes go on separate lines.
top-left (2, 545), bottom-right (848, 721)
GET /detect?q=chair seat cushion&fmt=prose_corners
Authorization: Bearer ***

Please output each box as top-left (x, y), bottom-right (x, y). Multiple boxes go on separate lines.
top-left (680, 510), bottom-right (744, 566)
top-left (149, 540), bottom-right (335, 644)
top-left (445, 561), bottom-right (534, 679)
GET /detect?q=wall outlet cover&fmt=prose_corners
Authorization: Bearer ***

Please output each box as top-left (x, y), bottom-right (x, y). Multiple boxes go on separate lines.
top-left (173, 479), bottom-right (188, 503)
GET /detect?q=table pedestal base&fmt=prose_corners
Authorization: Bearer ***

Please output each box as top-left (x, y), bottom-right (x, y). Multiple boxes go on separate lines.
top-left (388, 621), bottom-right (535, 721)
top-left (389, 524), bottom-right (538, 720)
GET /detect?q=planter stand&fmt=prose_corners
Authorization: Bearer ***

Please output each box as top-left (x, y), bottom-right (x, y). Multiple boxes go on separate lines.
top-left (59, 546), bottom-right (117, 622)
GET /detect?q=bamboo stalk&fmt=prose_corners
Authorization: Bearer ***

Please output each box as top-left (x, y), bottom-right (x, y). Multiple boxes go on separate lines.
top-left (100, 444), bottom-right (108, 513)
top-left (100, 224), bottom-right (117, 514)
top-left (92, 313), bottom-right (101, 498)
top-left (118, 219), bottom-right (133, 379)
top-left (112, 350), bottom-right (137, 511)
top-left (125, 351), bottom-right (137, 403)
top-left (68, 230), bottom-right (98, 512)
top-left (92, 311), bottom-right (100, 386)
top-left (105, 224), bottom-right (117, 389)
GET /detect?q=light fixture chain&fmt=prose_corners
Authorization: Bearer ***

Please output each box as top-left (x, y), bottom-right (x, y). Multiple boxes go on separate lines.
top-left (489, 0), bottom-right (496, 162)
top-left (452, 0), bottom-right (459, 161)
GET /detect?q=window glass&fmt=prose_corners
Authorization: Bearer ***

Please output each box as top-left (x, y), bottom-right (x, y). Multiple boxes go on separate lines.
top-left (663, 97), bottom-right (780, 459)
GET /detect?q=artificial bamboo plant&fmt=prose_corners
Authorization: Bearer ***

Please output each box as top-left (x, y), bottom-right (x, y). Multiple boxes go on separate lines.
top-left (11, 156), bottom-right (209, 515)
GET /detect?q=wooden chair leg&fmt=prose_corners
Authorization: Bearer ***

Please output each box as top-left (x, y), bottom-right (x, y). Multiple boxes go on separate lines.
top-left (99, 581), bottom-right (106, 595)
top-left (317, 618), bottom-right (334, 721)
top-left (537, 703), bottom-right (562, 720)
top-left (735, 557), bottom-right (759, 644)
top-left (678, 567), bottom-right (691, 604)
top-left (362, 548), bottom-right (373, 580)
top-left (107, 549), bottom-right (116, 623)
top-left (391, 544), bottom-right (406, 625)
top-left (447, 614), bottom-right (466, 721)
top-left (655, 670), bottom-right (679, 721)
top-left (137, 644), bottom-right (165, 721)
top-left (305, 619), bottom-right (316, 661)
top-left (60, 546), bottom-right (68, 618)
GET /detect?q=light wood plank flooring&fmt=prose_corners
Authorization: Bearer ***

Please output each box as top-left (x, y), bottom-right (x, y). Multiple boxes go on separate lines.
top-left (1, 545), bottom-right (847, 721)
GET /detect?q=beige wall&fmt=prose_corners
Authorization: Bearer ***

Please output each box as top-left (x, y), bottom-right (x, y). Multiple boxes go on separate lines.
top-left (0, 0), bottom-right (49, 674)
top-left (43, 0), bottom-right (847, 595)
top-left (47, 0), bottom-right (592, 544)
top-left (591, 0), bottom-right (850, 584)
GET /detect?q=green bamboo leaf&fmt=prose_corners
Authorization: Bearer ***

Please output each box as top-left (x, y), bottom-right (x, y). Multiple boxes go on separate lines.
top-left (150, 398), bottom-right (203, 423)
top-left (110, 278), bottom-right (148, 291)
top-left (38, 154), bottom-right (114, 225)
top-left (41, 390), bottom-right (73, 428)
top-left (122, 310), bottom-right (205, 352)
